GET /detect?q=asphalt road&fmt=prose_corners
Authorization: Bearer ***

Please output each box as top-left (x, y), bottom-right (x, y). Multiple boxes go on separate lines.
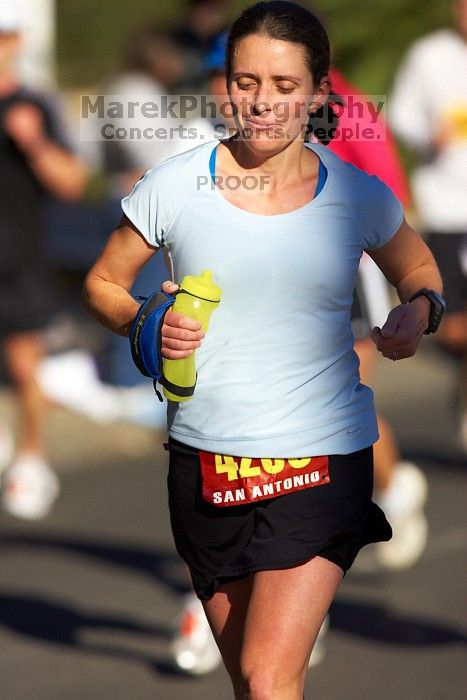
top-left (0, 342), bottom-right (466, 699)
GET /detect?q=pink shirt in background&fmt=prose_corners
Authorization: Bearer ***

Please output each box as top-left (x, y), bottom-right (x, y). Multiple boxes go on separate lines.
top-left (328, 69), bottom-right (411, 208)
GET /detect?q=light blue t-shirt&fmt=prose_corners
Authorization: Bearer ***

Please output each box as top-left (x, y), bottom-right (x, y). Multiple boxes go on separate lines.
top-left (122, 141), bottom-right (404, 457)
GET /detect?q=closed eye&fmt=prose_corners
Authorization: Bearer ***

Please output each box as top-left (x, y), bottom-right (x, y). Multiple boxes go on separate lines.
top-left (276, 81), bottom-right (297, 93)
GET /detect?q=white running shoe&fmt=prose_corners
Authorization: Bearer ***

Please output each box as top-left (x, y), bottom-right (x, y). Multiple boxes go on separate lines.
top-left (374, 462), bottom-right (428, 570)
top-left (0, 418), bottom-right (14, 474)
top-left (308, 613), bottom-right (329, 668)
top-left (1, 453), bottom-right (60, 520)
top-left (169, 593), bottom-right (222, 675)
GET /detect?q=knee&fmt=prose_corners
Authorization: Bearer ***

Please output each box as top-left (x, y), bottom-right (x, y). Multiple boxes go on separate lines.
top-left (238, 665), bottom-right (301, 700)
top-left (238, 669), bottom-right (271, 700)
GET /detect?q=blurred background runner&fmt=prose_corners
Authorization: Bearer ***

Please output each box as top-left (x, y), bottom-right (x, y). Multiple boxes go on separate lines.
top-left (0, 3), bottom-right (87, 520)
top-left (389, 0), bottom-right (467, 451)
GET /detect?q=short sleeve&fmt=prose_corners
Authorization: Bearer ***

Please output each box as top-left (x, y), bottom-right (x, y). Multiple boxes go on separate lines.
top-left (356, 174), bottom-right (404, 251)
top-left (121, 166), bottom-right (172, 248)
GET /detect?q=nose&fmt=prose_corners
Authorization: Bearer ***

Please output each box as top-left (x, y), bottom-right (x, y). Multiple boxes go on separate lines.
top-left (251, 85), bottom-right (272, 117)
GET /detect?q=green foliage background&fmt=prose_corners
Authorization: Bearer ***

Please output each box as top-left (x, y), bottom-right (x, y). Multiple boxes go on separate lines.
top-left (57, 0), bottom-right (453, 93)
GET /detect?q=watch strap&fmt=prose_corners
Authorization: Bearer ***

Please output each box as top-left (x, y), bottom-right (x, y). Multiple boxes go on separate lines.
top-left (408, 288), bottom-right (446, 334)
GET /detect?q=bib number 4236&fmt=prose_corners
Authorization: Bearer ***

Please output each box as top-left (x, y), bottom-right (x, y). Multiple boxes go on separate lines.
top-left (200, 451), bottom-right (330, 507)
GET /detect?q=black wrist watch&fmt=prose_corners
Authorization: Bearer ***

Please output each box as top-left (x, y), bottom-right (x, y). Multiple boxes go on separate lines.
top-left (408, 288), bottom-right (446, 334)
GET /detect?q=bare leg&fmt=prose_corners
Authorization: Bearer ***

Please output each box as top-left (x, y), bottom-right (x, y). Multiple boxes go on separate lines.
top-left (437, 312), bottom-right (467, 354)
top-left (3, 332), bottom-right (47, 456)
top-left (202, 575), bottom-right (253, 693)
top-left (437, 312), bottom-right (467, 436)
top-left (355, 336), bottom-right (399, 491)
top-left (356, 336), bottom-right (429, 570)
top-left (239, 557), bottom-right (343, 700)
top-left (373, 416), bottom-right (400, 491)
top-left (203, 557), bottom-right (342, 699)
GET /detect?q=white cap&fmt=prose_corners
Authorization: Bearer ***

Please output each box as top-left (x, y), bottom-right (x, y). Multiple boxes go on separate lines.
top-left (0, 4), bottom-right (24, 33)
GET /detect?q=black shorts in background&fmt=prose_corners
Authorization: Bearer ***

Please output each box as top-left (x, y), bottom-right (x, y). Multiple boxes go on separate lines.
top-left (426, 232), bottom-right (467, 314)
top-left (167, 437), bottom-right (392, 600)
top-left (0, 87), bottom-right (69, 339)
top-left (0, 265), bottom-right (55, 337)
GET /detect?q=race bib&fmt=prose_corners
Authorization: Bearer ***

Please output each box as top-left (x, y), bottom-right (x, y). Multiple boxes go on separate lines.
top-left (199, 451), bottom-right (330, 507)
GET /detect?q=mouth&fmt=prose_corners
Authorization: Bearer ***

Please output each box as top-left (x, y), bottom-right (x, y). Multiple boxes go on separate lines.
top-left (243, 119), bottom-right (280, 130)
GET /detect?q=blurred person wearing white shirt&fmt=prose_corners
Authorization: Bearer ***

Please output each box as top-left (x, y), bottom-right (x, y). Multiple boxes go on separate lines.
top-left (389, 0), bottom-right (467, 450)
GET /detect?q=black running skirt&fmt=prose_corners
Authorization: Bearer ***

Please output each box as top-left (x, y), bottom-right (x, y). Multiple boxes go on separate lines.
top-left (167, 437), bottom-right (392, 600)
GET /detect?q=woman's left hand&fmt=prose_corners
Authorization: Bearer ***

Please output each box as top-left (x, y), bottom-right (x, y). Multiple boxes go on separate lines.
top-left (370, 302), bottom-right (428, 361)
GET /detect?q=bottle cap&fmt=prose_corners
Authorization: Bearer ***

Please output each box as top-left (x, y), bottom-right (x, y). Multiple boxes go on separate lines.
top-left (180, 270), bottom-right (222, 302)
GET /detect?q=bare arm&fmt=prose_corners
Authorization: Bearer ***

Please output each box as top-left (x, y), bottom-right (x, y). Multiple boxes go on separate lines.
top-left (4, 102), bottom-right (87, 201)
top-left (26, 139), bottom-right (88, 201)
top-left (368, 219), bottom-right (442, 301)
top-left (83, 216), bottom-right (158, 336)
top-left (83, 217), bottom-right (204, 357)
top-left (367, 219), bottom-right (443, 359)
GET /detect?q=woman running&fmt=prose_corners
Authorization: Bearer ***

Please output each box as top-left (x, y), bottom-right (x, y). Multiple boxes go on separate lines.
top-left (83, 3), bottom-right (444, 697)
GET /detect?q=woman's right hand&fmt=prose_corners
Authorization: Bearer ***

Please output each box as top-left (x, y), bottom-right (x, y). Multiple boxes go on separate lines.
top-left (160, 281), bottom-right (205, 359)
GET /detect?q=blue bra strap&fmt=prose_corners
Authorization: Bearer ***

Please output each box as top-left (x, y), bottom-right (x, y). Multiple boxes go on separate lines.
top-left (315, 157), bottom-right (327, 197)
top-left (209, 144), bottom-right (217, 185)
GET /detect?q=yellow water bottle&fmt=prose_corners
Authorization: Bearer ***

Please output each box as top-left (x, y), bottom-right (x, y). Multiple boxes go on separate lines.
top-left (162, 270), bottom-right (222, 402)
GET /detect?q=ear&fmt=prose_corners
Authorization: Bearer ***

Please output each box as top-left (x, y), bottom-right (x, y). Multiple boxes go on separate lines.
top-left (309, 75), bottom-right (331, 113)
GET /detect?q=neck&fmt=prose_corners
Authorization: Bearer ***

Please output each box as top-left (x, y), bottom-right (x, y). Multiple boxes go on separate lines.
top-left (228, 135), bottom-right (308, 178)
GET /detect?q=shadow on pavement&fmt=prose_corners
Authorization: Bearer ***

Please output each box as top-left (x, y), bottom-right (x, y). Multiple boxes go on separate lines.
top-left (1, 533), bottom-right (465, 678)
top-left (0, 531), bottom-right (188, 596)
top-left (0, 592), bottom-right (195, 676)
top-left (0, 591), bottom-right (169, 645)
top-left (331, 598), bottom-right (467, 646)
top-left (0, 532), bottom-right (198, 675)
top-left (0, 590), bottom-right (465, 678)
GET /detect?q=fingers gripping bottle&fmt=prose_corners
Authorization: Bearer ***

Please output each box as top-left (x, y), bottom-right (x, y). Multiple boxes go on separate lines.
top-left (162, 270), bottom-right (222, 402)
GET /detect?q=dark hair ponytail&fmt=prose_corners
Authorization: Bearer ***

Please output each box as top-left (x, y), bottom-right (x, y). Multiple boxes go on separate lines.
top-left (308, 93), bottom-right (343, 145)
top-left (226, 1), bottom-right (339, 144)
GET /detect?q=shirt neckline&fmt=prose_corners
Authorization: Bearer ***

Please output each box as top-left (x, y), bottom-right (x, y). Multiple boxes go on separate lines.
top-left (207, 141), bottom-right (332, 219)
